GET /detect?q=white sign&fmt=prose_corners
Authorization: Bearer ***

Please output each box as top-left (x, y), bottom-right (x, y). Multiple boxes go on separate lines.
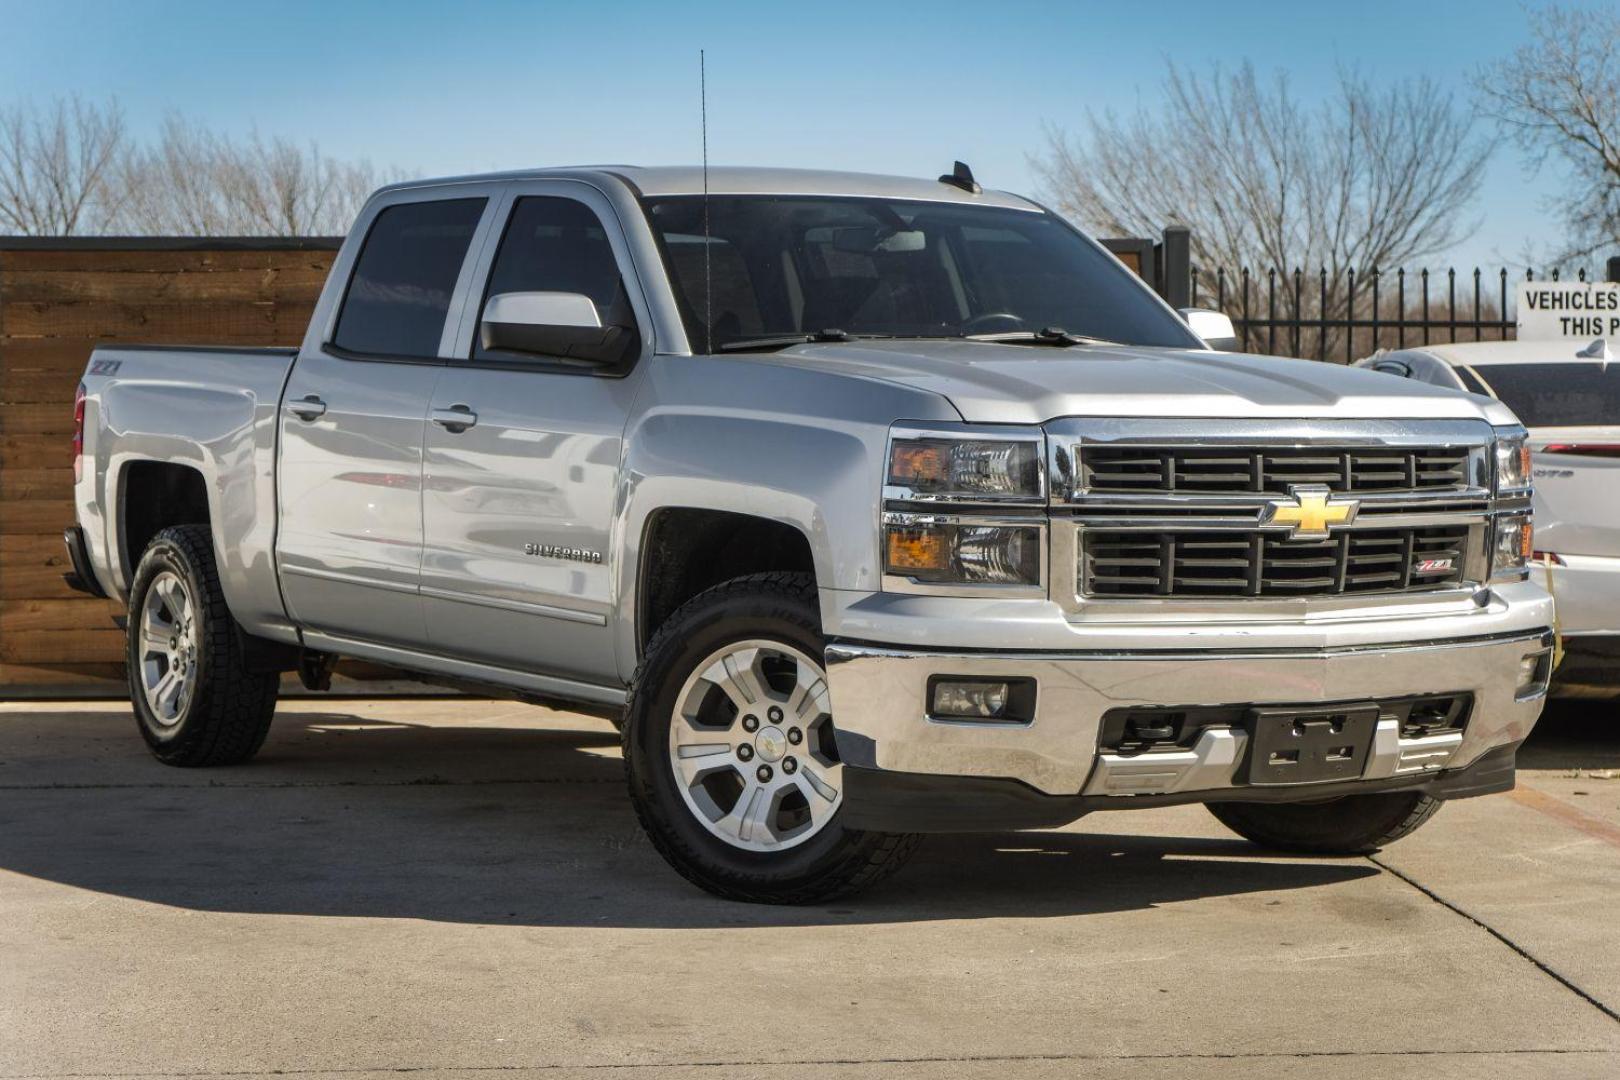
top-left (1517, 281), bottom-right (1620, 340)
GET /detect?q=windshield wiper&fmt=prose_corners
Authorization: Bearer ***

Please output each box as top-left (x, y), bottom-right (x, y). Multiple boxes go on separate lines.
top-left (719, 329), bottom-right (888, 353)
top-left (965, 327), bottom-right (1118, 348)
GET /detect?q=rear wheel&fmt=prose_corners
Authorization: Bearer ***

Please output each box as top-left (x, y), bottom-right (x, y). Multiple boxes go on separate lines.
top-left (1207, 791), bottom-right (1442, 854)
top-left (127, 525), bottom-right (279, 766)
top-left (623, 572), bottom-right (920, 903)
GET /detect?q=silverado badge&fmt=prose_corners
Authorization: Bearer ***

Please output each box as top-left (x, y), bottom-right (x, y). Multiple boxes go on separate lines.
top-left (1261, 484), bottom-right (1359, 540)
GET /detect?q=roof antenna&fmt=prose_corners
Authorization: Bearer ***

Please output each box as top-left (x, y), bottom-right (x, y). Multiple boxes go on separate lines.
top-left (938, 160), bottom-right (981, 195)
top-left (701, 49), bottom-right (713, 355)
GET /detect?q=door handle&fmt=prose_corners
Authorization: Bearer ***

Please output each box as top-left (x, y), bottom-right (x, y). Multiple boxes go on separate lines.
top-left (431, 404), bottom-right (478, 432)
top-left (285, 395), bottom-right (327, 421)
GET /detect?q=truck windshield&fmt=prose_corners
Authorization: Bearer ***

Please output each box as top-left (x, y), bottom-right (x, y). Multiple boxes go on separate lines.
top-left (643, 195), bottom-right (1200, 353)
top-left (1463, 363), bottom-right (1620, 427)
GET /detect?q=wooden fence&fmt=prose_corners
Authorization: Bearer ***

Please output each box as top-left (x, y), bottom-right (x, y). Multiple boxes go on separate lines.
top-left (0, 238), bottom-right (341, 696)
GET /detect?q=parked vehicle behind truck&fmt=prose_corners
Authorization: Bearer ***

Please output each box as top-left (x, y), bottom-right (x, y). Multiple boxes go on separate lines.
top-left (1360, 339), bottom-right (1619, 696)
top-left (67, 165), bottom-right (1554, 902)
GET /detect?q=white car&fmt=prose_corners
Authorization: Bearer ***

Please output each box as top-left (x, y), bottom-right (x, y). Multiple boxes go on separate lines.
top-left (1361, 340), bottom-right (1620, 696)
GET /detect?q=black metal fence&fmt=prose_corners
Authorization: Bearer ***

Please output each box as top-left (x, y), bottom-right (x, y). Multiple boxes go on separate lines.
top-left (1188, 262), bottom-right (1616, 363)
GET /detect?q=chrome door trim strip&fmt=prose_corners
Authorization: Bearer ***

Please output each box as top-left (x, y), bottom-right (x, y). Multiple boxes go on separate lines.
top-left (280, 563), bottom-right (419, 596)
top-left (419, 585), bottom-right (609, 626)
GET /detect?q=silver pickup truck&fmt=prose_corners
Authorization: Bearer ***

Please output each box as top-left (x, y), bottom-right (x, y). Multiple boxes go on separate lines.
top-left (67, 165), bottom-right (1554, 903)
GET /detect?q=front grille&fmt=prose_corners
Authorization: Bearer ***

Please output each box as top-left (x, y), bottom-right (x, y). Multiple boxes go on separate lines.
top-left (1081, 445), bottom-right (1472, 495)
top-left (1083, 525), bottom-right (1470, 598)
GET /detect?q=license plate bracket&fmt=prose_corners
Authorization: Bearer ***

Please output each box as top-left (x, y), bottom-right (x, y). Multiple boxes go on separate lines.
top-left (1243, 703), bottom-right (1380, 786)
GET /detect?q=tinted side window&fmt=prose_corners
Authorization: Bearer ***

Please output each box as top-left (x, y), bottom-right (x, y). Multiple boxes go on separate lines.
top-left (1468, 363), bottom-right (1620, 426)
top-left (334, 198), bottom-right (486, 358)
top-left (474, 197), bottom-right (635, 363)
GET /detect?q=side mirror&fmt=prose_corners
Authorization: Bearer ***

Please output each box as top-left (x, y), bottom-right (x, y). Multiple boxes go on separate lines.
top-left (1369, 359), bottom-right (1415, 378)
top-left (480, 291), bottom-right (633, 364)
top-left (1179, 308), bottom-right (1240, 352)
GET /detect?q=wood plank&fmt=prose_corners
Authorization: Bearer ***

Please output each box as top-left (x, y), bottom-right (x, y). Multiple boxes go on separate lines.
top-left (0, 340), bottom-right (97, 370)
top-left (0, 534), bottom-right (64, 563)
top-left (1, 370), bottom-right (82, 404)
top-left (3, 299), bottom-right (317, 340)
top-left (0, 627), bottom-right (124, 663)
top-left (0, 467), bottom-right (73, 499)
top-left (0, 661), bottom-right (125, 689)
top-left (0, 564), bottom-right (82, 600)
top-left (1, 405), bottom-right (75, 435)
top-left (0, 498), bottom-right (73, 533)
top-left (0, 435), bottom-right (68, 469)
top-left (1, 249), bottom-right (338, 273)
top-left (0, 597), bottom-right (122, 631)
top-left (0, 533), bottom-right (66, 562)
top-left (1, 266), bottom-right (331, 304)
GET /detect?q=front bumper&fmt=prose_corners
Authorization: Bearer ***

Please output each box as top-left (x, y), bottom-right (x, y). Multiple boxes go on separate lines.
top-left (824, 591), bottom-right (1554, 829)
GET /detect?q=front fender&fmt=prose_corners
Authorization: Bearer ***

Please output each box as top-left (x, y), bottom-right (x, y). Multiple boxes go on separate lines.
top-left (611, 354), bottom-right (959, 680)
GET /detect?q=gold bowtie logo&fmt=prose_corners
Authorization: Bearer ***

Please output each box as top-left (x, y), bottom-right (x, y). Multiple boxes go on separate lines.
top-left (1263, 485), bottom-right (1359, 539)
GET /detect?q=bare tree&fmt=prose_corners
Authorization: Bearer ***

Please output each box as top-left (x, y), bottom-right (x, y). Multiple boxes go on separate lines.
top-left (0, 96), bottom-right (127, 235)
top-left (117, 116), bottom-right (395, 236)
top-left (1477, 4), bottom-right (1620, 259)
top-left (1030, 63), bottom-right (1491, 356)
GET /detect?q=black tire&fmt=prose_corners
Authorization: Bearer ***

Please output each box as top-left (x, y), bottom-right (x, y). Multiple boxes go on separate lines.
top-left (1207, 791), bottom-right (1443, 855)
top-left (623, 572), bottom-right (920, 904)
top-left (126, 525), bottom-right (278, 766)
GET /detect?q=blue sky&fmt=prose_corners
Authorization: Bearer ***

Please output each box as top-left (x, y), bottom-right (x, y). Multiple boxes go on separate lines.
top-left (0, 0), bottom-right (1571, 269)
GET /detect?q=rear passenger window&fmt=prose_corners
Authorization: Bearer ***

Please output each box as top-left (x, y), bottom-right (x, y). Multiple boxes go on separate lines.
top-left (334, 198), bottom-right (486, 358)
top-left (474, 197), bottom-right (636, 363)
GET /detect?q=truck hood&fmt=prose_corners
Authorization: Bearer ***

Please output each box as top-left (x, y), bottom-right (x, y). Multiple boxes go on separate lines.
top-left (763, 339), bottom-right (1516, 426)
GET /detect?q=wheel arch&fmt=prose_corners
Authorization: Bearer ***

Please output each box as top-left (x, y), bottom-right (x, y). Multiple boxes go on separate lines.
top-left (633, 507), bottom-right (817, 661)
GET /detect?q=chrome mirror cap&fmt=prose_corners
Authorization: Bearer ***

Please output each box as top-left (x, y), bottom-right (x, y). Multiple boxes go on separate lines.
top-left (485, 291), bottom-right (603, 331)
top-left (1179, 307), bottom-right (1240, 352)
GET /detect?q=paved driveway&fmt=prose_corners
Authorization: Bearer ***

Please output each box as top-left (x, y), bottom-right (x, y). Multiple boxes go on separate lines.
top-left (1, 699), bottom-right (1617, 1079)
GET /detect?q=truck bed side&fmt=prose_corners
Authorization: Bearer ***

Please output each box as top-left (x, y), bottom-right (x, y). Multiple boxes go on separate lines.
top-left (75, 345), bottom-right (300, 642)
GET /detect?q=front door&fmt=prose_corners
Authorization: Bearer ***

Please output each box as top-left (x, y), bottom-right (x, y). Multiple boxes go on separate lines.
top-left (421, 188), bottom-right (650, 682)
top-left (276, 194), bottom-right (489, 646)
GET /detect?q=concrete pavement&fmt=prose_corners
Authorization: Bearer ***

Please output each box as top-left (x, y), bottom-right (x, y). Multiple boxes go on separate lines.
top-left (1, 698), bottom-right (1617, 1079)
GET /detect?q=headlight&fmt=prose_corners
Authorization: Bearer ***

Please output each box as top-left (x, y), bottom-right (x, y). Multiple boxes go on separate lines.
top-left (884, 515), bottom-right (1042, 587)
top-left (887, 435), bottom-right (1043, 502)
top-left (1491, 512), bottom-right (1532, 581)
top-left (1494, 428), bottom-right (1531, 494)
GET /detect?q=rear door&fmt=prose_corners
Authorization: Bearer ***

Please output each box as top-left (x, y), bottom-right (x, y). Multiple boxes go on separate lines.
top-left (276, 191), bottom-right (494, 646)
top-left (419, 182), bottom-right (653, 681)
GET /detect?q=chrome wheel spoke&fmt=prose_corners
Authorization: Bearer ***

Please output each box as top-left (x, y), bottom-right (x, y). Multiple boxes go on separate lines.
top-left (667, 638), bottom-right (843, 854)
top-left (671, 741), bottom-right (734, 788)
top-left (795, 760), bottom-right (839, 806)
top-left (137, 571), bottom-right (196, 729)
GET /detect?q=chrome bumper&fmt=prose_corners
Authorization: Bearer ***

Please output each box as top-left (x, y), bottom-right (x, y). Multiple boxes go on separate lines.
top-left (825, 628), bottom-right (1553, 799)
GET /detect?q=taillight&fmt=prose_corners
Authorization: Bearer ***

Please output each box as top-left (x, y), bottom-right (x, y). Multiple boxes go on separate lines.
top-left (72, 382), bottom-right (86, 482)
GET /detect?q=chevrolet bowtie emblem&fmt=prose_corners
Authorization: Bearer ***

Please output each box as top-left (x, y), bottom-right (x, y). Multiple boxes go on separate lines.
top-left (1262, 485), bottom-right (1359, 539)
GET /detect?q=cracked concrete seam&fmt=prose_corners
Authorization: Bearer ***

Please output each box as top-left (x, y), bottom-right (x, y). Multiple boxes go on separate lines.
top-left (1368, 853), bottom-right (1620, 1024)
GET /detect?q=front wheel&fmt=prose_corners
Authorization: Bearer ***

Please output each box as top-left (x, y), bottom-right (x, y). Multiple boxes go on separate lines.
top-left (1208, 791), bottom-right (1443, 855)
top-left (622, 572), bottom-right (919, 903)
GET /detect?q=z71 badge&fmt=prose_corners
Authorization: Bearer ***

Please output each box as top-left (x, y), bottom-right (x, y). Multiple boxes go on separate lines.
top-left (524, 543), bottom-right (603, 564)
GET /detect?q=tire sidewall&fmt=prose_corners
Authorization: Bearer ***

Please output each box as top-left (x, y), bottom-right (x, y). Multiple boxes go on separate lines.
top-left (127, 533), bottom-right (214, 749)
top-left (626, 583), bottom-right (864, 885)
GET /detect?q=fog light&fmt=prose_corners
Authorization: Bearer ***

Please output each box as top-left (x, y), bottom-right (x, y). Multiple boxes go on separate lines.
top-left (928, 676), bottom-right (1035, 722)
top-left (1516, 650), bottom-right (1552, 699)
top-left (933, 679), bottom-right (1008, 718)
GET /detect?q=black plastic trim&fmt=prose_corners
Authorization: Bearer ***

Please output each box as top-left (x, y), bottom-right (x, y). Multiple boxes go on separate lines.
top-left (319, 342), bottom-right (448, 367)
top-left (840, 742), bottom-right (1522, 833)
top-left (61, 527), bottom-right (106, 598)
